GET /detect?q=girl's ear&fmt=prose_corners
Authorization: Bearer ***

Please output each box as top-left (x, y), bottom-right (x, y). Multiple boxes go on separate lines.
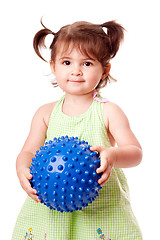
top-left (50, 60), bottom-right (55, 74)
top-left (102, 63), bottom-right (111, 80)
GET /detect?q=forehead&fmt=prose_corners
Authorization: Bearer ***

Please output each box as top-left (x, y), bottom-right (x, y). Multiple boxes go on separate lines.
top-left (55, 41), bottom-right (96, 60)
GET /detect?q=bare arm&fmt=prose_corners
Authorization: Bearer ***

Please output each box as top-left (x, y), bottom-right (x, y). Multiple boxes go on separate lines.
top-left (16, 102), bottom-right (55, 202)
top-left (91, 102), bottom-right (142, 186)
top-left (107, 102), bottom-right (142, 167)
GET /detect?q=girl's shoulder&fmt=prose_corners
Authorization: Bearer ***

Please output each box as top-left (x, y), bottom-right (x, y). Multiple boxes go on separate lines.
top-left (103, 101), bottom-right (130, 129)
top-left (35, 101), bottom-right (58, 128)
top-left (38, 101), bottom-right (57, 112)
top-left (103, 101), bottom-right (123, 113)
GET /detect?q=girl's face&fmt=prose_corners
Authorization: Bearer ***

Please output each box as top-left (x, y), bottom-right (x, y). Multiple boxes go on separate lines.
top-left (50, 44), bottom-right (109, 96)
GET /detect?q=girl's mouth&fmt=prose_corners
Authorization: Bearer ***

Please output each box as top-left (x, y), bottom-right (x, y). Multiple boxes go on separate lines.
top-left (68, 79), bottom-right (85, 83)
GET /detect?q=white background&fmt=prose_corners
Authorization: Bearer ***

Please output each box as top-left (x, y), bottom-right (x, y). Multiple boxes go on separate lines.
top-left (1, 0), bottom-right (160, 239)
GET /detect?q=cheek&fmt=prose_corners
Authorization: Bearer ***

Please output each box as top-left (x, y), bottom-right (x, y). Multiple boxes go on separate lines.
top-left (90, 71), bottom-right (103, 83)
top-left (54, 68), bottom-right (67, 80)
top-left (86, 77), bottom-right (100, 90)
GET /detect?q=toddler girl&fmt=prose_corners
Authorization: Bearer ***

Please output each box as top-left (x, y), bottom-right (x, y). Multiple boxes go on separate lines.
top-left (12, 19), bottom-right (143, 239)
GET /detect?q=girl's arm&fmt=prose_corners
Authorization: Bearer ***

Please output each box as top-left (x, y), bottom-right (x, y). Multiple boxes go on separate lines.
top-left (16, 103), bottom-right (55, 202)
top-left (91, 102), bottom-right (142, 186)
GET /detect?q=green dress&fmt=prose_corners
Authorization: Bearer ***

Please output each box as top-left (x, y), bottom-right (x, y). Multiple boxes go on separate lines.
top-left (12, 95), bottom-right (142, 240)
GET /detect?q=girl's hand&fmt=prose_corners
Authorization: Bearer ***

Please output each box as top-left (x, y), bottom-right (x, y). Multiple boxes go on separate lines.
top-left (90, 146), bottom-right (117, 186)
top-left (17, 167), bottom-right (40, 203)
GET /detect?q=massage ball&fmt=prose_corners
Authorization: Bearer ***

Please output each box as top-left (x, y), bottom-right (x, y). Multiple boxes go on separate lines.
top-left (30, 136), bottom-right (102, 212)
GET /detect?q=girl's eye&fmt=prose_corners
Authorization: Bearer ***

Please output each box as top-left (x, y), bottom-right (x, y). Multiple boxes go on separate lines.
top-left (63, 61), bottom-right (71, 65)
top-left (84, 62), bottom-right (92, 66)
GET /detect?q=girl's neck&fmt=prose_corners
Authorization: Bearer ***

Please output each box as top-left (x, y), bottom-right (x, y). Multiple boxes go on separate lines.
top-left (62, 92), bottom-right (94, 116)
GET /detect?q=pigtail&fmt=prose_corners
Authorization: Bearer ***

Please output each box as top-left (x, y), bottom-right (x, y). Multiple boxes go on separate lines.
top-left (101, 21), bottom-right (125, 59)
top-left (33, 18), bottom-right (54, 62)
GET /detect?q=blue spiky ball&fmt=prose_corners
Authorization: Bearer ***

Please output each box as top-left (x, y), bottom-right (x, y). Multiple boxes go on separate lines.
top-left (30, 136), bottom-right (102, 213)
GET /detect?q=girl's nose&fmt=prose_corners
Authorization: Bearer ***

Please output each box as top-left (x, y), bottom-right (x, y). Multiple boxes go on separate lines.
top-left (71, 64), bottom-right (83, 76)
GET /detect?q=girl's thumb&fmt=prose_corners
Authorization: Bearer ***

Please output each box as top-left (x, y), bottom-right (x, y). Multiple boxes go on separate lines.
top-left (90, 145), bottom-right (104, 153)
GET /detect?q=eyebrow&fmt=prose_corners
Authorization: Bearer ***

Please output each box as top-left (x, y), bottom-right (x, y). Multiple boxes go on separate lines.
top-left (59, 56), bottom-right (96, 61)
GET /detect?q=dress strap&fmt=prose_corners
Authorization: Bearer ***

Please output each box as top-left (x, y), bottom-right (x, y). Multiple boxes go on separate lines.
top-left (93, 91), bottom-right (109, 103)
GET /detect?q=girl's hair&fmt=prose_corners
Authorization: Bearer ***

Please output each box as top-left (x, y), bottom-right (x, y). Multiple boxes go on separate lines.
top-left (33, 19), bottom-right (125, 90)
